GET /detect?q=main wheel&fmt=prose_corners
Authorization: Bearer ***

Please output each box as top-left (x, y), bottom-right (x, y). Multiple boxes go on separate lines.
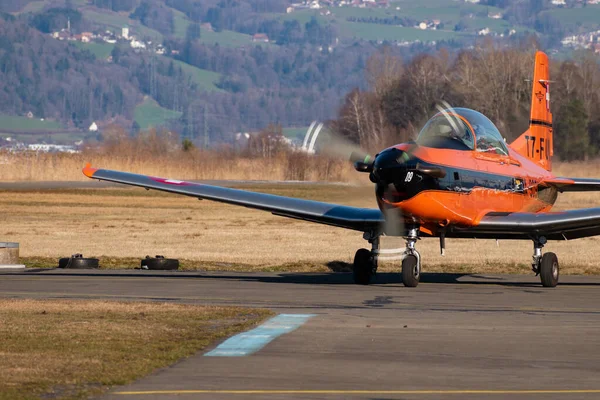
top-left (539, 252), bottom-right (559, 288)
top-left (141, 256), bottom-right (179, 271)
top-left (58, 257), bottom-right (99, 269)
top-left (402, 254), bottom-right (420, 288)
top-left (353, 248), bottom-right (375, 285)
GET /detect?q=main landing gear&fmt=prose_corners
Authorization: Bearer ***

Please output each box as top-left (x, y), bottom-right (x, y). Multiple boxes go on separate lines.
top-left (352, 234), bottom-right (379, 285)
top-left (352, 227), bottom-right (422, 287)
top-left (532, 236), bottom-right (559, 288)
top-left (353, 231), bottom-right (559, 288)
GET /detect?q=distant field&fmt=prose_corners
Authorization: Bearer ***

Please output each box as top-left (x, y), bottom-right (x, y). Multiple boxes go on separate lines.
top-left (278, 9), bottom-right (329, 25)
top-left (0, 115), bottom-right (63, 132)
top-left (13, 0), bottom-right (45, 14)
top-left (82, 9), bottom-right (163, 40)
top-left (170, 59), bottom-right (223, 92)
top-left (134, 97), bottom-right (183, 130)
top-left (541, 6), bottom-right (600, 31)
top-left (72, 41), bottom-right (115, 60)
top-left (168, 5), bottom-right (255, 47)
top-left (172, 8), bottom-right (190, 38)
top-left (338, 21), bottom-right (465, 42)
top-left (286, 8), bottom-right (468, 42)
top-left (283, 2), bottom-right (519, 39)
top-left (283, 126), bottom-right (310, 139)
top-left (0, 131), bottom-right (87, 144)
top-left (199, 28), bottom-right (255, 47)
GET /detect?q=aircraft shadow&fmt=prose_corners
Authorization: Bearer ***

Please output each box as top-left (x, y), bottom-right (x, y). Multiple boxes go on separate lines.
top-left (6, 267), bottom-right (600, 287)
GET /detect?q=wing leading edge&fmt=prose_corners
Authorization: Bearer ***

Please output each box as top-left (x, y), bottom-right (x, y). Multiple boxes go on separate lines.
top-left (542, 177), bottom-right (600, 192)
top-left (82, 165), bottom-right (384, 233)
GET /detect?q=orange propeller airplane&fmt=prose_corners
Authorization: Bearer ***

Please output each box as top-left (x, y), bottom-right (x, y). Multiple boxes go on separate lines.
top-left (83, 51), bottom-right (600, 288)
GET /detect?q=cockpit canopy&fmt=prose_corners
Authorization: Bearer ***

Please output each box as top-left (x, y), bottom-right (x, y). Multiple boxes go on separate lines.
top-left (416, 108), bottom-right (509, 156)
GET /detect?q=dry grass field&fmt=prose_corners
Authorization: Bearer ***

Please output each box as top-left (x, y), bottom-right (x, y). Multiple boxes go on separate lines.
top-left (0, 149), bottom-right (356, 183)
top-left (2, 169), bottom-right (600, 275)
top-left (0, 299), bottom-right (270, 400)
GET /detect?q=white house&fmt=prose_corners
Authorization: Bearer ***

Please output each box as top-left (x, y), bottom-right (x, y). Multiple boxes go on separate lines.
top-left (130, 40), bottom-right (146, 49)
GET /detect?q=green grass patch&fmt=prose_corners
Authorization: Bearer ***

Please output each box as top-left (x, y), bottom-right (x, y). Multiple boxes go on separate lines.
top-left (169, 59), bottom-right (223, 92)
top-left (134, 98), bottom-right (183, 130)
top-left (199, 28), bottom-right (254, 47)
top-left (0, 131), bottom-right (87, 145)
top-left (0, 115), bottom-right (64, 132)
top-left (82, 9), bottom-right (163, 40)
top-left (283, 126), bottom-right (310, 139)
top-left (278, 9), bottom-right (329, 25)
top-left (71, 41), bottom-right (115, 60)
top-left (328, 1), bottom-right (514, 35)
top-left (541, 6), bottom-right (600, 31)
top-left (172, 8), bottom-right (191, 38)
top-left (0, 299), bottom-right (271, 400)
top-left (13, 0), bottom-right (45, 14)
top-left (338, 20), bottom-right (466, 42)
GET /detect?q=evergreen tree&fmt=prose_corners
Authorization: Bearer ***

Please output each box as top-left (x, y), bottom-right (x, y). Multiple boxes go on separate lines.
top-left (555, 99), bottom-right (590, 161)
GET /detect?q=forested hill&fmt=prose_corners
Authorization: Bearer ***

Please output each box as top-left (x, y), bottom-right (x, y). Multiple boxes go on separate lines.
top-left (1, 0), bottom-right (600, 146)
top-left (0, 14), bottom-right (139, 126)
top-left (0, 1), bottom-right (385, 142)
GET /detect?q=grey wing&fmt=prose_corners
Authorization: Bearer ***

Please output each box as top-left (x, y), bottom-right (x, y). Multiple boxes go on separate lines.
top-left (553, 177), bottom-right (600, 192)
top-left (444, 208), bottom-right (600, 240)
top-left (83, 166), bottom-right (384, 233)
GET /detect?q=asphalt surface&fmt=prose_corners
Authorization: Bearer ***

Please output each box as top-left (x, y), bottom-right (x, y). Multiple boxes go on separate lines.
top-left (2, 268), bottom-right (600, 399)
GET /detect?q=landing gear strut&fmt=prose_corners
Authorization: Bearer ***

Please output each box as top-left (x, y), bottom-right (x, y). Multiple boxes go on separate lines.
top-left (401, 227), bottom-right (421, 287)
top-left (352, 234), bottom-right (379, 285)
top-left (532, 237), bottom-right (559, 288)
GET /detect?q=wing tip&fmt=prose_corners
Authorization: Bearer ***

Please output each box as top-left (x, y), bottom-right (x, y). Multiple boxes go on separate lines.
top-left (82, 163), bottom-right (98, 178)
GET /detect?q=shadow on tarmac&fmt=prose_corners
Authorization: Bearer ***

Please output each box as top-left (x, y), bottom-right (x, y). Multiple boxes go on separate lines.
top-left (6, 268), bottom-right (600, 287)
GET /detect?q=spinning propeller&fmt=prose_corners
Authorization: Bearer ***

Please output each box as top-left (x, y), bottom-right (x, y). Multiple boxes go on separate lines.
top-left (306, 101), bottom-right (457, 239)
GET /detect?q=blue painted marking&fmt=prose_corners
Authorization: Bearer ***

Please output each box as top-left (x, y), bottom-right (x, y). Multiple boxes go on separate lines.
top-left (205, 314), bottom-right (315, 357)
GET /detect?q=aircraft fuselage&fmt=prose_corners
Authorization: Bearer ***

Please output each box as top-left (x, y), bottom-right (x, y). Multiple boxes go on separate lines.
top-left (376, 143), bottom-right (558, 234)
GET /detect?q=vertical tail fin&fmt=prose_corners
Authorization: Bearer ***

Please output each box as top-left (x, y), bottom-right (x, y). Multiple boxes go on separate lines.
top-left (510, 51), bottom-right (553, 171)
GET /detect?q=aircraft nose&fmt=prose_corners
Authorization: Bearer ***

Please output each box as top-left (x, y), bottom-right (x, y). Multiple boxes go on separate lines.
top-left (371, 148), bottom-right (410, 184)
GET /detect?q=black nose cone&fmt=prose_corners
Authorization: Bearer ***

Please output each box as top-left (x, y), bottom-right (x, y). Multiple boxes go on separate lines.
top-left (372, 148), bottom-right (410, 183)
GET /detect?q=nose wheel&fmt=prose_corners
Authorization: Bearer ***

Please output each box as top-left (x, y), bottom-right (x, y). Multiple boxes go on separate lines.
top-left (401, 253), bottom-right (421, 287)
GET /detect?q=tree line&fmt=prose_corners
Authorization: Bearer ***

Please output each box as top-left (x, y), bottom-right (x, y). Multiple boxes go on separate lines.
top-left (333, 43), bottom-right (600, 161)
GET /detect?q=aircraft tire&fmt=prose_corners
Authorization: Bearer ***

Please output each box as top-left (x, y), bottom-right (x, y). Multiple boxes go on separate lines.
top-left (401, 255), bottom-right (420, 288)
top-left (540, 252), bottom-right (559, 288)
top-left (353, 248), bottom-right (374, 285)
top-left (141, 256), bottom-right (179, 271)
top-left (59, 257), bottom-right (99, 269)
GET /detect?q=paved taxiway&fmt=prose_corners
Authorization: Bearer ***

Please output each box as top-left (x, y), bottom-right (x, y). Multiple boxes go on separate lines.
top-left (2, 269), bottom-right (600, 399)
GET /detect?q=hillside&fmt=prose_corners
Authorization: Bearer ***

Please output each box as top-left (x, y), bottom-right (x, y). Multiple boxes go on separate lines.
top-left (0, 0), bottom-right (599, 147)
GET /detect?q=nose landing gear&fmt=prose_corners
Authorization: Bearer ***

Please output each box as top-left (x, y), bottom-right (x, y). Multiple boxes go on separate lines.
top-left (401, 227), bottom-right (421, 287)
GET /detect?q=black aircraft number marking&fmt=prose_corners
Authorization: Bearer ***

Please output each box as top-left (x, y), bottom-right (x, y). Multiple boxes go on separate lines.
top-left (525, 135), bottom-right (550, 160)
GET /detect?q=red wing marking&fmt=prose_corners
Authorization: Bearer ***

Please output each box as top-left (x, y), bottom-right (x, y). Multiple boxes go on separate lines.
top-left (150, 177), bottom-right (193, 186)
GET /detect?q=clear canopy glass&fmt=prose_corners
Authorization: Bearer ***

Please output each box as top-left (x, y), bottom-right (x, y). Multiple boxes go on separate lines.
top-left (416, 108), bottom-right (508, 155)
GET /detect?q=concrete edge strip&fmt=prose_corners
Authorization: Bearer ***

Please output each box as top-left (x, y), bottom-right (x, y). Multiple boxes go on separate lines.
top-left (0, 265), bottom-right (26, 269)
top-left (204, 313), bottom-right (315, 357)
